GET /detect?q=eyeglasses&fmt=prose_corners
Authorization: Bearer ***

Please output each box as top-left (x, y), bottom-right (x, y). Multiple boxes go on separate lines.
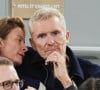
top-left (0, 79), bottom-right (24, 90)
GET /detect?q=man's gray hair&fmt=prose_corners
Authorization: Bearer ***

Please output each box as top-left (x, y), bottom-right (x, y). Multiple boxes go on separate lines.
top-left (29, 8), bottom-right (67, 31)
top-left (0, 57), bottom-right (13, 66)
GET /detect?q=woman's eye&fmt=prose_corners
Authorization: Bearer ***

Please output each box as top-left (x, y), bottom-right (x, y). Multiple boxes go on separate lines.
top-left (18, 39), bottom-right (21, 42)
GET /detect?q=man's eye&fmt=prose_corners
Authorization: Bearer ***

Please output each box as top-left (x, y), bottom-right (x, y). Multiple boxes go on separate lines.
top-left (52, 31), bottom-right (60, 35)
top-left (38, 34), bottom-right (46, 38)
top-left (3, 80), bottom-right (12, 86)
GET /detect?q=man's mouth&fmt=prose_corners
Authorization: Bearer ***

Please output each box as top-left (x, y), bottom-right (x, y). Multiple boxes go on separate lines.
top-left (45, 49), bottom-right (58, 54)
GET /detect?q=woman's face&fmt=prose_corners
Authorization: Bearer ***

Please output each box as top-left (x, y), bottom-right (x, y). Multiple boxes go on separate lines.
top-left (0, 27), bottom-right (27, 65)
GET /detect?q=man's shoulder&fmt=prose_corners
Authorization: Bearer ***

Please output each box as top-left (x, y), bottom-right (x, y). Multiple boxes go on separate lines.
top-left (24, 46), bottom-right (36, 57)
top-left (23, 46), bottom-right (44, 63)
top-left (23, 47), bottom-right (37, 63)
top-left (26, 46), bottom-right (36, 54)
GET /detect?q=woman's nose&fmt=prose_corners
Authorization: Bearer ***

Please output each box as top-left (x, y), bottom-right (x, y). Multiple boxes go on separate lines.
top-left (22, 44), bottom-right (28, 52)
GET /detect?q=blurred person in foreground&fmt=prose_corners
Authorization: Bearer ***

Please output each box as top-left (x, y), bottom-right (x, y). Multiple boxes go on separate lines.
top-left (0, 57), bottom-right (23, 90)
top-left (79, 77), bottom-right (100, 90)
top-left (17, 8), bottom-right (100, 90)
top-left (0, 17), bottom-right (37, 90)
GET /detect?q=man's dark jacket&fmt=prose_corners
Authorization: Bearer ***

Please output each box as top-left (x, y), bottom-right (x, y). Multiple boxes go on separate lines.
top-left (15, 46), bottom-right (100, 90)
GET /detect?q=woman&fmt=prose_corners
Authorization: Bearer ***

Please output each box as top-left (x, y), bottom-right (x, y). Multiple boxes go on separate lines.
top-left (0, 17), bottom-right (27, 65)
top-left (0, 17), bottom-right (36, 90)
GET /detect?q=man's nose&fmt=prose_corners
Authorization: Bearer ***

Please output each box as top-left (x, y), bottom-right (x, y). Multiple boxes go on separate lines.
top-left (12, 83), bottom-right (20, 90)
top-left (46, 36), bottom-right (55, 45)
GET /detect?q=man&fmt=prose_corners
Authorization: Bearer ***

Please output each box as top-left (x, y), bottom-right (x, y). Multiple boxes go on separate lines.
top-left (0, 57), bottom-right (36, 90)
top-left (0, 57), bottom-right (23, 90)
top-left (18, 8), bottom-right (100, 90)
top-left (78, 77), bottom-right (100, 90)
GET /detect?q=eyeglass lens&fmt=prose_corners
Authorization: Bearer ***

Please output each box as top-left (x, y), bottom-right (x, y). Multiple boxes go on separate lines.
top-left (0, 79), bottom-right (24, 90)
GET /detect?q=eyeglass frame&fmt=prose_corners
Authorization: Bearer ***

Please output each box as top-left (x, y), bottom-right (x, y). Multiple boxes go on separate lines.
top-left (0, 79), bottom-right (24, 90)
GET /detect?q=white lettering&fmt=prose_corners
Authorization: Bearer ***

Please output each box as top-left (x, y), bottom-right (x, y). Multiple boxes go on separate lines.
top-left (16, 4), bottom-right (61, 9)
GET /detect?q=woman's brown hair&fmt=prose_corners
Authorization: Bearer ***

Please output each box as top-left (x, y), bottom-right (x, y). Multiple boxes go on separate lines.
top-left (0, 17), bottom-right (25, 39)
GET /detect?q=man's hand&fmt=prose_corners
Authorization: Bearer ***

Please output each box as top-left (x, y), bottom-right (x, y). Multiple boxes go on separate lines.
top-left (45, 51), bottom-right (72, 88)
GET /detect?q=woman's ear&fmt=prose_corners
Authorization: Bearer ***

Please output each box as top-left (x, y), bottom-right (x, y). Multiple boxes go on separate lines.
top-left (0, 38), bottom-right (4, 47)
top-left (29, 38), bottom-right (36, 51)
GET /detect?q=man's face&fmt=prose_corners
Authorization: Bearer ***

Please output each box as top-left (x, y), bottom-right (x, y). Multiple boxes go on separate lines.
top-left (0, 65), bottom-right (20, 90)
top-left (30, 16), bottom-right (70, 59)
top-left (0, 27), bottom-right (28, 65)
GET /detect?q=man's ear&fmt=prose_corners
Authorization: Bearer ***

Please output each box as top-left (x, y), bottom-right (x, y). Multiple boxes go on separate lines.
top-left (29, 38), bottom-right (36, 51)
top-left (66, 31), bottom-right (70, 42)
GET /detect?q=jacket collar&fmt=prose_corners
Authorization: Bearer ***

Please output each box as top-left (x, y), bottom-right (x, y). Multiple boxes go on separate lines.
top-left (67, 46), bottom-right (84, 80)
top-left (31, 46), bottom-right (84, 80)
